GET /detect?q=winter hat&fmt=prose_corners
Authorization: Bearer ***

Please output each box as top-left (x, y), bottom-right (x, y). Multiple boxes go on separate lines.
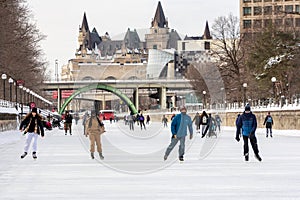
top-left (180, 107), bottom-right (187, 112)
top-left (245, 104), bottom-right (251, 111)
top-left (31, 107), bottom-right (37, 113)
top-left (91, 110), bottom-right (97, 115)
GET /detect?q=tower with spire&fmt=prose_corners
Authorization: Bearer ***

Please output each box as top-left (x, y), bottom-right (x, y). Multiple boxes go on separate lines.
top-left (76, 12), bottom-right (101, 60)
top-left (145, 1), bottom-right (181, 50)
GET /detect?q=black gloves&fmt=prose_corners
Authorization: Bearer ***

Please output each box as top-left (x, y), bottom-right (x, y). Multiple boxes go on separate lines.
top-left (249, 132), bottom-right (254, 138)
top-left (235, 134), bottom-right (240, 142)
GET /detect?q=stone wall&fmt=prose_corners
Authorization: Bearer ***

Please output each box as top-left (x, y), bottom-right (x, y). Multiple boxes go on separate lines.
top-left (145, 110), bottom-right (300, 130)
top-left (220, 110), bottom-right (300, 130)
top-left (0, 120), bottom-right (18, 132)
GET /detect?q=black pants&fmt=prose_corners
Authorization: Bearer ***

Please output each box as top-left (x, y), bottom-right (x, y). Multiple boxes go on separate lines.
top-left (64, 123), bottom-right (72, 134)
top-left (140, 121), bottom-right (146, 130)
top-left (266, 126), bottom-right (272, 136)
top-left (243, 135), bottom-right (259, 156)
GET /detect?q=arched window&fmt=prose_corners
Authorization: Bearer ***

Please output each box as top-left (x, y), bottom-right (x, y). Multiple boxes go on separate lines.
top-left (105, 76), bottom-right (117, 80)
top-left (82, 76), bottom-right (94, 81)
top-left (128, 76), bottom-right (138, 80)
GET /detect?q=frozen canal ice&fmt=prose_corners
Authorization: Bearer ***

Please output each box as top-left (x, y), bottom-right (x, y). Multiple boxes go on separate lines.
top-left (0, 121), bottom-right (299, 200)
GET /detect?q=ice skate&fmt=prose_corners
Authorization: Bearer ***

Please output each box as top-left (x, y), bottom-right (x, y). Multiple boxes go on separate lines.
top-left (99, 152), bottom-right (104, 160)
top-left (255, 154), bottom-right (262, 162)
top-left (21, 152), bottom-right (27, 159)
top-left (32, 152), bottom-right (37, 159)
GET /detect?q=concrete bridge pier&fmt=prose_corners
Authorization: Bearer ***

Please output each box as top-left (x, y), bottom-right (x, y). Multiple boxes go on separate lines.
top-left (159, 87), bottom-right (167, 109)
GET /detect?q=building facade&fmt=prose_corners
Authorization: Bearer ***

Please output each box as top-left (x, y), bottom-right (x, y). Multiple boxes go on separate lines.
top-left (145, 1), bottom-right (181, 50)
top-left (240, 0), bottom-right (300, 33)
top-left (59, 1), bottom-right (216, 111)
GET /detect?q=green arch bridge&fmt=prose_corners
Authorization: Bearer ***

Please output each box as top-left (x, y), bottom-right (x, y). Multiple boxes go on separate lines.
top-left (58, 83), bottom-right (138, 115)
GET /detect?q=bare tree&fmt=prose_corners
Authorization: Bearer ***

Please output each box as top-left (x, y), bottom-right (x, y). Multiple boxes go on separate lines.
top-left (0, 0), bottom-right (47, 97)
top-left (210, 13), bottom-right (247, 104)
top-left (186, 61), bottom-right (225, 109)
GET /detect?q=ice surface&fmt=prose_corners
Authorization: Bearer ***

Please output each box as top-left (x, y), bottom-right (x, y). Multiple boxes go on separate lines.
top-left (0, 121), bottom-right (299, 200)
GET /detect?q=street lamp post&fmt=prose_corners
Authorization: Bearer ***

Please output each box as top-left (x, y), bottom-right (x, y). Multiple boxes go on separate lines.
top-left (23, 87), bottom-right (26, 106)
top-left (55, 59), bottom-right (58, 81)
top-left (203, 90), bottom-right (206, 109)
top-left (243, 83), bottom-right (247, 106)
top-left (8, 78), bottom-right (13, 102)
top-left (26, 88), bottom-right (30, 104)
top-left (271, 77), bottom-right (277, 104)
top-left (1, 73), bottom-right (7, 100)
top-left (15, 82), bottom-right (17, 105)
top-left (19, 85), bottom-right (23, 114)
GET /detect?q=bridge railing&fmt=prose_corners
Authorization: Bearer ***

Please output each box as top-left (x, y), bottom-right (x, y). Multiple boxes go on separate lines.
top-left (0, 99), bottom-right (15, 108)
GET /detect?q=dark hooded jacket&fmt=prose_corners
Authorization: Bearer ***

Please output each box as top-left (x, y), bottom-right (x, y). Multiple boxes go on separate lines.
top-left (236, 111), bottom-right (257, 137)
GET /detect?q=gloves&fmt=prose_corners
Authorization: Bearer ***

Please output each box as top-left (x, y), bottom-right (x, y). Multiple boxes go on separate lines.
top-left (190, 134), bottom-right (193, 140)
top-left (235, 135), bottom-right (240, 142)
top-left (249, 132), bottom-right (254, 138)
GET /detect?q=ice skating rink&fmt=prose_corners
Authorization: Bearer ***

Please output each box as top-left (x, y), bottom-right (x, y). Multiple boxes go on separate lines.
top-left (0, 121), bottom-right (299, 200)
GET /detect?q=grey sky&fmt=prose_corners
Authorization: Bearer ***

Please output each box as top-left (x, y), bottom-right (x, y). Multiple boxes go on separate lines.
top-left (27, 0), bottom-right (239, 78)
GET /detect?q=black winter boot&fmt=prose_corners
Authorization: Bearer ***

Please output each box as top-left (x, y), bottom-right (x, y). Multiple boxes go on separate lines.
top-left (179, 156), bottom-right (184, 161)
top-left (99, 152), bottom-right (104, 160)
top-left (21, 152), bottom-right (27, 159)
top-left (32, 152), bottom-right (37, 159)
top-left (255, 153), bottom-right (262, 162)
top-left (245, 153), bottom-right (249, 161)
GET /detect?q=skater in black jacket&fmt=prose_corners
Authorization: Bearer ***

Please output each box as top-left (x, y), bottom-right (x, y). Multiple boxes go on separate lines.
top-left (263, 112), bottom-right (274, 137)
top-left (64, 111), bottom-right (73, 135)
top-left (236, 105), bottom-right (262, 162)
top-left (19, 107), bottom-right (44, 159)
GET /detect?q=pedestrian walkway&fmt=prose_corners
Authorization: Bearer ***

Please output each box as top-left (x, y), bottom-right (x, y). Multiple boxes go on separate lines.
top-left (0, 122), bottom-right (300, 199)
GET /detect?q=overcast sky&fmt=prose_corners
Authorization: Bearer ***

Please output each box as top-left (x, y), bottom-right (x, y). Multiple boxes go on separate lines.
top-left (26, 0), bottom-right (239, 78)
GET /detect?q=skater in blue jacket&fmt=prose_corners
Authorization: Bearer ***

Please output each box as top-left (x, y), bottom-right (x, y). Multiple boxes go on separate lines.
top-left (164, 107), bottom-right (193, 161)
top-left (236, 104), bottom-right (262, 162)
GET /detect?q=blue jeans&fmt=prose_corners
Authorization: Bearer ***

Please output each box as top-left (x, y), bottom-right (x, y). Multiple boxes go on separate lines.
top-left (165, 136), bottom-right (186, 158)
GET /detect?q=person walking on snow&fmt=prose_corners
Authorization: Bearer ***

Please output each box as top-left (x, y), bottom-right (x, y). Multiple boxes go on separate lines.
top-left (127, 114), bottom-right (134, 131)
top-left (139, 113), bottom-right (146, 130)
top-left (85, 110), bottom-right (105, 160)
top-left (200, 110), bottom-right (209, 137)
top-left (192, 112), bottom-right (201, 132)
top-left (164, 107), bottom-right (193, 162)
top-left (162, 115), bottom-right (168, 127)
top-left (236, 104), bottom-right (262, 162)
top-left (263, 112), bottom-right (274, 138)
top-left (146, 115), bottom-right (150, 125)
top-left (64, 111), bottom-right (73, 135)
top-left (19, 107), bottom-right (44, 159)
top-left (215, 114), bottom-right (222, 132)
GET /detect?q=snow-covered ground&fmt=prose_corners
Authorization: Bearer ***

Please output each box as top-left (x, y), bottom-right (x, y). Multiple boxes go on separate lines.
top-left (0, 121), bottom-right (299, 200)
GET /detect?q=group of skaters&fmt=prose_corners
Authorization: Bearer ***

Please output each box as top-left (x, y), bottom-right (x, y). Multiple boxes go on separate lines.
top-left (124, 113), bottom-right (150, 131)
top-left (19, 108), bottom-right (106, 160)
top-left (165, 104), bottom-right (274, 162)
top-left (163, 107), bottom-right (221, 162)
top-left (192, 111), bottom-right (222, 138)
top-left (18, 104), bottom-right (274, 163)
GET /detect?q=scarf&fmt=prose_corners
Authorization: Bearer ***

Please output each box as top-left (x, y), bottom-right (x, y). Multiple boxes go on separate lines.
top-left (25, 117), bottom-right (38, 133)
